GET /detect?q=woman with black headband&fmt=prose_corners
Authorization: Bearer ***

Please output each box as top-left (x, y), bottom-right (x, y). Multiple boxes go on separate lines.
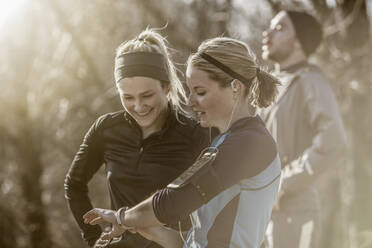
top-left (83, 37), bottom-right (281, 248)
top-left (64, 29), bottom-right (210, 248)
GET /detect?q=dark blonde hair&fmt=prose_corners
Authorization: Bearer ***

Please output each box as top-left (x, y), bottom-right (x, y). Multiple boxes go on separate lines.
top-left (187, 37), bottom-right (279, 108)
top-left (116, 28), bottom-right (189, 117)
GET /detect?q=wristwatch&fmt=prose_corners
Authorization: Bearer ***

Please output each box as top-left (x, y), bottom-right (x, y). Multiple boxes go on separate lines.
top-left (114, 206), bottom-right (133, 229)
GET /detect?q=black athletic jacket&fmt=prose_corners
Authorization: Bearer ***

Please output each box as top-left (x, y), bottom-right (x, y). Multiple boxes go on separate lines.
top-left (64, 109), bottom-right (210, 247)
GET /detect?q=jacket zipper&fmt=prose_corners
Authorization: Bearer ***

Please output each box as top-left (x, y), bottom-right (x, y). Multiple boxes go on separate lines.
top-left (136, 144), bottom-right (144, 170)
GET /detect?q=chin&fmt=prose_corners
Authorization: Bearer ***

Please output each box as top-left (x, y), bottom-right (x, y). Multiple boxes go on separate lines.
top-left (199, 119), bottom-right (211, 128)
top-left (141, 119), bottom-right (156, 128)
top-left (135, 115), bottom-right (155, 128)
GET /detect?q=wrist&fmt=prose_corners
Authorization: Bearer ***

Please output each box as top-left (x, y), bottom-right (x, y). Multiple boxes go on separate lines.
top-left (115, 207), bottom-right (133, 229)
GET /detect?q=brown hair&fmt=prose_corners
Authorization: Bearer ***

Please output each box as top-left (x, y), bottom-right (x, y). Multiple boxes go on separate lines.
top-left (187, 37), bottom-right (279, 108)
top-left (116, 28), bottom-right (190, 117)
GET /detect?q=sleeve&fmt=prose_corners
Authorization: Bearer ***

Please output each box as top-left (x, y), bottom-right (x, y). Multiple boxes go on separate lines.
top-left (281, 74), bottom-right (348, 193)
top-left (64, 116), bottom-right (106, 246)
top-left (152, 129), bottom-right (277, 225)
top-left (152, 184), bottom-right (205, 225)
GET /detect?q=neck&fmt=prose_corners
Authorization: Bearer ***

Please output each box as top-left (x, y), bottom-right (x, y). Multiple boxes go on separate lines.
top-left (219, 99), bottom-right (253, 133)
top-left (275, 50), bottom-right (307, 72)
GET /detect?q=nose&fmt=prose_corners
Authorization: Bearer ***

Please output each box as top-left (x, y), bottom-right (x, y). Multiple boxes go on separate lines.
top-left (133, 98), bottom-right (145, 112)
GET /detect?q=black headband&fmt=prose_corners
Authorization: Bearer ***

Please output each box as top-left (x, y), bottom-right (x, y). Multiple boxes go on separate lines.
top-left (114, 52), bottom-right (170, 84)
top-left (200, 52), bottom-right (256, 85)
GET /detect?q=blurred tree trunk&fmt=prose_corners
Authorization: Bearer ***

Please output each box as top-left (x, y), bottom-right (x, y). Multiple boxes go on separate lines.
top-left (0, 205), bottom-right (17, 248)
top-left (17, 126), bottom-right (52, 248)
top-left (7, 2), bottom-right (53, 248)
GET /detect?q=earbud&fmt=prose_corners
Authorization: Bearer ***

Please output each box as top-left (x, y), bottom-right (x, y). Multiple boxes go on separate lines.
top-left (231, 80), bottom-right (239, 93)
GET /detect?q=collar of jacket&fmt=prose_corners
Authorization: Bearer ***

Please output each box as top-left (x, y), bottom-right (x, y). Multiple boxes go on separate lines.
top-left (225, 115), bottom-right (262, 134)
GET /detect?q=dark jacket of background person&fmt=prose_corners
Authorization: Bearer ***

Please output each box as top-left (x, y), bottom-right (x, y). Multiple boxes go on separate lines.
top-left (260, 62), bottom-right (347, 247)
top-left (64, 109), bottom-right (210, 247)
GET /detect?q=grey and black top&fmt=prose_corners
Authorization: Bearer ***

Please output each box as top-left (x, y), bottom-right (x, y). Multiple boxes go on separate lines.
top-left (153, 116), bottom-right (281, 248)
top-left (64, 109), bottom-right (210, 247)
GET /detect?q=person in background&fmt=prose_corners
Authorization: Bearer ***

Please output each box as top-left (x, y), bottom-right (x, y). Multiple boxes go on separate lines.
top-left (261, 10), bottom-right (347, 248)
top-left (82, 37), bottom-right (282, 248)
top-left (64, 28), bottom-right (210, 248)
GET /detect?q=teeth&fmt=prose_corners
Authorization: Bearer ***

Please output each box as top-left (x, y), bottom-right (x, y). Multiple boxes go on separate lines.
top-left (136, 111), bottom-right (150, 116)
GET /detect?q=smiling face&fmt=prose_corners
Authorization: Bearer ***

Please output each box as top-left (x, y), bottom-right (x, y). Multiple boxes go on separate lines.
top-left (117, 77), bottom-right (169, 135)
top-left (262, 11), bottom-right (297, 62)
top-left (186, 66), bottom-right (234, 131)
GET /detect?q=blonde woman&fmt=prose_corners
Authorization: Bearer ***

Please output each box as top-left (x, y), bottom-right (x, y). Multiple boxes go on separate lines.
top-left (83, 37), bottom-right (281, 248)
top-left (65, 29), bottom-right (210, 248)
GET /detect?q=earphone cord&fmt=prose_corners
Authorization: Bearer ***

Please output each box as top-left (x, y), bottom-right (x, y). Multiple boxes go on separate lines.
top-left (178, 221), bottom-right (187, 245)
top-left (224, 97), bottom-right (239, 132)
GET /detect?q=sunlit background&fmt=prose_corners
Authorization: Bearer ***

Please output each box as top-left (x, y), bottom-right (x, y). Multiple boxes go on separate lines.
top-left (0, 0), bottom-right (25, 25)
top-left (0, 0), bottom-right (371, 248)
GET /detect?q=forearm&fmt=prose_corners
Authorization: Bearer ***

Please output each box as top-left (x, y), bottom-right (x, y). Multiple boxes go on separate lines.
top-left (65, 178), bottom-right (101, 244)
top-left (122, 195), bottom-right (163, 228)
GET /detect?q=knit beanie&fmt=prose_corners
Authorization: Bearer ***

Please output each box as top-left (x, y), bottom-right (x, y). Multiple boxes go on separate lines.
top-left (286, 11), bottom-right (323, 56)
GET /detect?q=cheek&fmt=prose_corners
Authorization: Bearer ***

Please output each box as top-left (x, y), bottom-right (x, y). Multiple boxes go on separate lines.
top-left (122, 101), bottom-right (132, 112)
top-left (200, 95), bottom-right (226, 114)
top-left (119, 96), bottom-right (135, 112)
top-left (119, 96), bottom-right (128, 108)
top-left (153, 95), bottom-right (167, 108)
top-left (146, 95), bottom-right (168, 112)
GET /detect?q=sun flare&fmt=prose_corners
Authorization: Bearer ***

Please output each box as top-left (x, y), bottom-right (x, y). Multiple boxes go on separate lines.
top-left (0, 0), bottom-right (25, 26)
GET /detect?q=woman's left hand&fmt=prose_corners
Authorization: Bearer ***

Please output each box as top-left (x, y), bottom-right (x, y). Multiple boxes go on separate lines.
top-left (83, 208), bottom-right (127, 239)
top-left (83, 208), bottom-right (117, 225)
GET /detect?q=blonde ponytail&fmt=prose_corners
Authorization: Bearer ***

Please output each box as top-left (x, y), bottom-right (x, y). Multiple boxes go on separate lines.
top-left (250, 68), bottom-right (280, 108)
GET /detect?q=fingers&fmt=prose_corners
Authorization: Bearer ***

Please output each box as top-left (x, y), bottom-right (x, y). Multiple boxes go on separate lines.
top-left (94, 237), bottom-right (112, 248)
top-left (101, 232), bottom-right (114, 240)
top-left (83, 208), bottom-right (108, 225)
top-left (90, 216), bottom-right (103, 225)
top-left (83, 208), bottom-right (101, 223)
top-left (101, 230), bottom-right (121, 240)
